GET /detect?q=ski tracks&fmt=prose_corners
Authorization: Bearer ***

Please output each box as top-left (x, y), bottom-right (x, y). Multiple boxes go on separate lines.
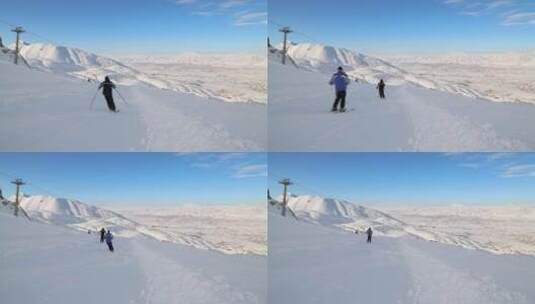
top-left (132, 240), bottom-right (259, 304)
top-left (395, 86), bottom-right (526, 151)
top-left (124, 86), bottom-right (258, 151)
top-left (400, 241), bottom-right (528, 304)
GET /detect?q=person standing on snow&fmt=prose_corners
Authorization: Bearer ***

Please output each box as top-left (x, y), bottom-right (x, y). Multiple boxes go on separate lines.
top-left (100, 228), bottom-right (106, 243)
top-left (366, 227), bottom-right (373, 243)
top-left (105, 230), bottom-right (114, 252)
top-left (377, 79), bottom-right (386, 99)
top-left (98, 76), bottom-right (117, 112)
top-left (329, 66), bottom-right (351, 112)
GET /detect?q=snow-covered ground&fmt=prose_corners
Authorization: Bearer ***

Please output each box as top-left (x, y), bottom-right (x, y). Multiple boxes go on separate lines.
top-left (268, 44), bottom-right (535, 151)
top-left (384, 205), bottom-right (535, 256)
top-left (0, 210), bottom-right (266, 304)
top-left (13, 194), bottom-right (267, 256)
top-left (0, 43), bottom-right (266, 151)
top-left (113, 205), bottom-right (267, 255)
top-left (269, 203), bottom-right (535, 304)
top-left (119, 53), bottom-right (267, 104)
top-left (279, 194), bottom-right (535, 256)
top-left (383, 51), bottom-right (535, 104)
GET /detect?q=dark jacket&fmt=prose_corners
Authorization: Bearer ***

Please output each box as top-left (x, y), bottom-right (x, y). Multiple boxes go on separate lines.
top-left (99, 79), bottom-right (116, 96)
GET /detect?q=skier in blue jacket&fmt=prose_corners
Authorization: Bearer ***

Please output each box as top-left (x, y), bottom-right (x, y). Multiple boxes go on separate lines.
top-left (105, 230), bottom-right (114, 252)
top-left (329, 66), bottom-right (350, 112)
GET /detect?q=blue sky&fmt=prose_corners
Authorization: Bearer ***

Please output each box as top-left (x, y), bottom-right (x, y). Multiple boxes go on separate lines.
top-left (0, 153), bottom-right (267, 207)
top-left (268, 153), bottom-right (535, 206)
top-left (268, 0), bottom-right (535, 53)
top-left (0, 0), bottom-right (266, 54)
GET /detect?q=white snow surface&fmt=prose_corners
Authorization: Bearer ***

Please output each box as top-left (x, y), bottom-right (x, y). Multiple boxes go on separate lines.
top-left (283, 194), bottom-right (535, 256)
top-left (0, 211), bottom-right (266, 304)
top-left (269, 53), bottom-right (535, 151)
top-left (113, 205), bottom-right (267, 255)
top-left (385, 205), bottom-right (535, 256)
top-left (119, 53), bottom-right (267, 104)
top-left (15, 194), bottom-right (266, 255)
top-left (269, 204), bottom-right (535, 304)
top-left (0, 52), bottom-right (266, 151)
top-left (383, 51), bottom-right (535, 104)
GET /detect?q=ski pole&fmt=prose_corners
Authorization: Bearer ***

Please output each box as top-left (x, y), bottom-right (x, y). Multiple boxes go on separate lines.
top-left (113, 88), bottom-right (129, 106)
top-left (89, 89), bottom-right (99, 110)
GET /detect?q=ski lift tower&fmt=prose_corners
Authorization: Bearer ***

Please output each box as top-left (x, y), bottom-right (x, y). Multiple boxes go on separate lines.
top-left (278, 178), bottom-right (293, 216)
top-left (11, 26), bottom-right (25, 65)
top-left (278, 26), bottom-right (292, 65)
top-left (11, 178), bottom-right (26, 216)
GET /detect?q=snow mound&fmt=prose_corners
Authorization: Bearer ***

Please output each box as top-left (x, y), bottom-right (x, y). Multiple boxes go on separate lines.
top-left (18, 195), bottom-right (116, 224)
top-left (16, 42), bottom-right (168, 88)
top-left (285, 194), bottom-right (409, 236)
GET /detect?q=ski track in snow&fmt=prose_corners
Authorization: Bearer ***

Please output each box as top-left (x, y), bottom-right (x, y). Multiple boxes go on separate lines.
top-left (393, 86), bottom-right (525, 151)
top-left (269, 61), bottom-right (535, 151)
top-left (132, 240), bottom-right (258, 304)
top-left (401, 241), bottom-right (528, 304)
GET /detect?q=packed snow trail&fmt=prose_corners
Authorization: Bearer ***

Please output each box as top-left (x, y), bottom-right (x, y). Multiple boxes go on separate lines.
top-left (269, 212), bottom-right (535, 304)
top-left (0, 213), bottom-right (266, 304)
top-left (0, 59), bottom-right (266, 151)
top-left (269, 62), bottom-right (535, 151)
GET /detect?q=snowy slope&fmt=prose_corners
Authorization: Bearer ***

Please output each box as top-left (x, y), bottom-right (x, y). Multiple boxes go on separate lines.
top-left (282, 194), bottom-right (535, 256)
top-left (0, 56), bottom-right (266, 151)
top-left (16, 43), bottom-right (266, 103)
top-left (0, 211), bottom-right (266, 304)
top-left (282, 43), bottom-right (527, 102)
top-left (386, 205), bottom-right (535, 256)
top-left (16, 194), bottom-right (267, 255)
top-left (268, 57), bottom-right (535, 151)
top-left (383, 51), bottom-right (535, 104)
top-left (113, 205), bottom-right (267, 255)
top-left (120, 52), bottom-right (267, 104)
top-left (269, 209), bottom-right (535, 304)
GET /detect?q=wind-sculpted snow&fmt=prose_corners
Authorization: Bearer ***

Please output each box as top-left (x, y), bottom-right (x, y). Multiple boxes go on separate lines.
top-left (119, 53), bottom-right (267, 104)
top-left (386, 206), bottom-right (535, 256)
top-left (0, 211), bottom-right (266, 304)
top-left (113, 205), bottom-right (267, 255)
top-left (269, 208), bottom-right (535, 303)
top-left (384, 51), bottom-right (535, 104)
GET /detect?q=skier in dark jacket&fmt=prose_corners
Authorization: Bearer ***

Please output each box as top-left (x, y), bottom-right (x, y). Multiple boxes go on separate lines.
top-left (100, 228), bottom-right (106, 243)
top-left (377, 79), bottom-right (386, 99)
top-left (98, 76), bottom-right (117, 112)
top-left (105, 230), bottom-right (114, 252)
top-left (329, 66), bottom-right (350, 112)
top-left (366, 227), bottom-right (373, 243)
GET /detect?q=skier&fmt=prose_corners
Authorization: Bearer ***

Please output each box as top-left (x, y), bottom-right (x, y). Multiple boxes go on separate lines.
top-left (105, 230), bottom-right (114, 252)
top-left (377, 79), bottom-right (386, 99)
top-left (366, 227), bottom-right (373, 243)
top-left (100, 228), bottom-right (106, 243)
top-left (98, 76), bottom-right (118, 112)
top-left (329, 66), bottom-right (350, 112)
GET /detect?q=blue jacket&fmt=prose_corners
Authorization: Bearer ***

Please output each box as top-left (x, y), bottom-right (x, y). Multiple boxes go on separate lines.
top-left (105, 232), bottom-right (113, 243)
top-left (329, 71), bottom-right (350, 92)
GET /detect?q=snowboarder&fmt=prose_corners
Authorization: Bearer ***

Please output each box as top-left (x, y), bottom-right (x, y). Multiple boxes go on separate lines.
top-left (366, 227), bottom-right (373, 243)
top-left (105, 230), bottom-right (114, 252)
top-left (377, 79), bottom-right (386, 99)
top-left (329, 66), bottom-right (350, 112)
top-left (100, 228), bottom-right (106, 243)
top-left (98, 76), bottom-right (117, 112)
